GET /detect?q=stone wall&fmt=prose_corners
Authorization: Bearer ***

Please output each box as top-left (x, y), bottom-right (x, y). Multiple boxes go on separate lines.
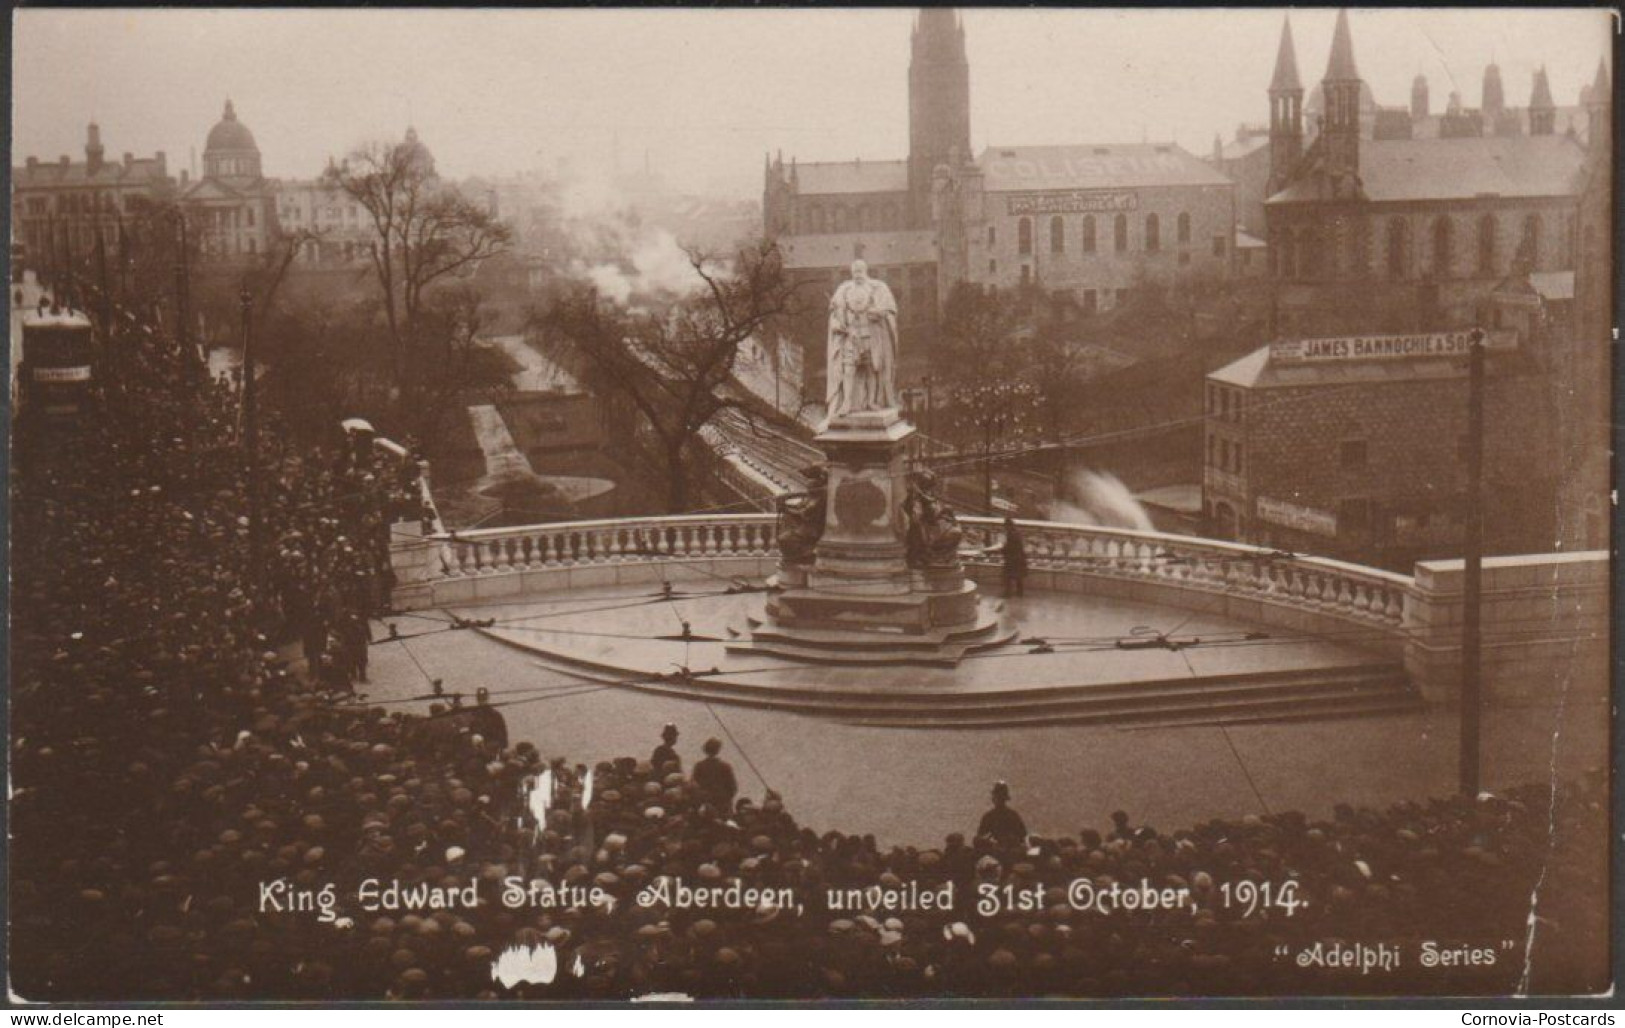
top-left (970, 182), bottom-right (1235, 303)
top-left (1403, 551), bottom-right (1609, 703)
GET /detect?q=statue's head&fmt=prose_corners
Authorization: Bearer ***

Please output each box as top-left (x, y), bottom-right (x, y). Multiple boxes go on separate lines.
top-left (850, 259), bottom-right (869, 282)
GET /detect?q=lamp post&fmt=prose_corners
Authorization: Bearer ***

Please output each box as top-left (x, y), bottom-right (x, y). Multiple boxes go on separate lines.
top-left (240, 284), bottom-right (263, 587)
top-left (1459, 327), bottom-right (1486, 797)
top-left (173, 213), bottom-right (191, 353)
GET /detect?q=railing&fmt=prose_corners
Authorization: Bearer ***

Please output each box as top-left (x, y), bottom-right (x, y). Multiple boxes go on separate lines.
top-left (433, 514), bottom-right (780, 578)
top-left (422, 513), bottom-right (1412, 632)
top-left (958, 517), bottom-right (1410, 630)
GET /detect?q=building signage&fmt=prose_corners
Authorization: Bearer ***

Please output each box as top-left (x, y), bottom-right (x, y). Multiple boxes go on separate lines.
top-left (1006, 190), bottom-right (1139, 216)
top-left (1256, 495), bottom-right (1338, 538)
top-left (33, 366), bottom-right (91, 382)
top-left (1269, 330), bottom-right (1513, 365)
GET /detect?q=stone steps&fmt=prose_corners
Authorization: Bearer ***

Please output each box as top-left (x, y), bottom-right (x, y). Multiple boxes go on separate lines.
top-left (504, 636), bottom-right (1420, 728)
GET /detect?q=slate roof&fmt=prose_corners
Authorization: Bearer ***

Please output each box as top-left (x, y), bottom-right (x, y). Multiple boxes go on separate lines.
top-left (1269, 133), bottom-right (1586, 205)
top-left (793, 159), bottom-right (909, 197)
top-left (13, 157), bottom-right (171, 190)
top-left (979, 143), bottom-right (1232, 193)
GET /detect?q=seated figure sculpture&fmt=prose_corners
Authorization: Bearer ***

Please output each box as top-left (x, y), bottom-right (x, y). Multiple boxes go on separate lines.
top-left (776, 465), bottom-right (828, 566)
top-left (903, 469), bottom-right (963, 569)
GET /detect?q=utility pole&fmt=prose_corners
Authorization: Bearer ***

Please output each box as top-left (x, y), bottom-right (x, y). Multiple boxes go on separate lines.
top-left (94, 229), bottom-right (112, 337)
top-left (1459, 327), bottom-right (1487, 796)
top-left (923, 373), bottom-right (935, 446)
top-left (174, 214), bottom-right (191, 354)
top-left (240, 285), bottom-right (263, 588)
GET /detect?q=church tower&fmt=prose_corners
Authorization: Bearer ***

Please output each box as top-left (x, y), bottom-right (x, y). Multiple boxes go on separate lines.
top-left (1266, 14), bottom-right (1304, 194)
top-left (908, 8), bottom-right (971, 228)
top-left (1411, 74), bottom-right (1430, 119)
top-left (1320, 10), bottom-right (1363, 197)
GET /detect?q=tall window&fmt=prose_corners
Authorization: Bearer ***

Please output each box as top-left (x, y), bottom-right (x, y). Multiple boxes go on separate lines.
top-left (1520, 213), bottom-right (1541, 268)
top-left (1050, 216), bottom-right (1065, 254)
top-left (1177, 212), bottom-right (1192, 244)
top-left (1018, 217), bottom-right (1033, 256)
top-left (1114, 213), bottom-right (1128, 252)
top-left (1477, 214), bottom-right (1496, 275)
top-left (987, 225), bottom-right (996, 247)
top-left (1431, 217), bottom-right (1453, 279)
top-left (1277, 229), bottom-right (1296, 280)
top-left (1081, 216), bottom-right (1097, 253)
top-left (1145, 213), bottom-right (1161, 252)
top-left (1386, 218), bottom-right (1411, 280)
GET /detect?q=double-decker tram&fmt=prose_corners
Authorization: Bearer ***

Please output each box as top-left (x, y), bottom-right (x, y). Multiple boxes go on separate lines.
top-left (20, 307), bottom-right (97, 419)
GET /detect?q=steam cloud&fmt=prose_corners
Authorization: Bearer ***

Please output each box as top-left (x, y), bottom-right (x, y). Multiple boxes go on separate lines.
top-left (1052, 469), bottom-right (1156, 532)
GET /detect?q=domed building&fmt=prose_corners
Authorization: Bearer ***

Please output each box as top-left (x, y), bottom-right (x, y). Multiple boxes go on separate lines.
top-left (182, 99), bottom-right (277, 262)
top-left (202, 100), bottom-right (263, 181)
top-left (401, 126), bottom-right (437, 180)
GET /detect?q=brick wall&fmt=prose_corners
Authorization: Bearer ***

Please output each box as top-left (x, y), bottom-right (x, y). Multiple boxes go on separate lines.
top-left (1208, 358), bottom-right (1557, 564)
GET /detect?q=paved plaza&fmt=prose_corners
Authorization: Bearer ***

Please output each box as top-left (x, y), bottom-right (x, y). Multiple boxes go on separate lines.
top-left (361, 587), bottom-right (1609, 848)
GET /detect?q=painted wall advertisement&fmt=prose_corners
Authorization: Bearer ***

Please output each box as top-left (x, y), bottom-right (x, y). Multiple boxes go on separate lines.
top-left (1005, 190), bottom-right (1139, 216)
top-left (1256, 495), bottom-right (1339, 537)
top-left (1270, 330), bottom-right (1516, 365)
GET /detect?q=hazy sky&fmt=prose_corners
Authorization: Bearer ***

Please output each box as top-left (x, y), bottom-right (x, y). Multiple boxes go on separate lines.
top-left (12, 8), bottom-right (1615, 197)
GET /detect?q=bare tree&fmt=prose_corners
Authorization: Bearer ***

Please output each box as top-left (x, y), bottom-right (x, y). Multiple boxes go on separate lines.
top-left (325, 140), bottom-right (512, 407)
top-left (537, 239), bottom-right (796, 513)
top-left (938, 282), bottom-right (1043, 509)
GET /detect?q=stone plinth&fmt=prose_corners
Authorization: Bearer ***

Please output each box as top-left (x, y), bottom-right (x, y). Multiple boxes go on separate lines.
top-left (809, 411), bottom-right (915, 595)
top-left (731, 408), bottom-right (1014, 665)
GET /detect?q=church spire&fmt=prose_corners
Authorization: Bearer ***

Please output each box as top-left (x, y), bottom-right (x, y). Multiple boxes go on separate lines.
top-left (1320, 10), bottom-right (1363, 196)
top-left (1269, 13), bottom-right (1302, 93)
top-left (1267, 15), bottom-right (1305, 194)
top-left (1529, 66), bottom-right (1556, 136)
top-left (1324, 8), bottom-right (1358, 83)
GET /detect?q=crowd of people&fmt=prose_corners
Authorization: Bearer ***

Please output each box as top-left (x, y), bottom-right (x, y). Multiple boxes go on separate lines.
top-left (8, 298), bottom-right (1608, 1001)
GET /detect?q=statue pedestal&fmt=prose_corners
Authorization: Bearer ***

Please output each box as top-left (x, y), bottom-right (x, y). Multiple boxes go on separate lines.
top-left (808, 410), bottom-right (915, 596)
top-left (733, 408), bottom-right (1015, 666)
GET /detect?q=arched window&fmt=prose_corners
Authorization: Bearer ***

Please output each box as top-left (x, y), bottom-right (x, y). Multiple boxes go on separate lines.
top-left (1477, 214), bottom-right (1497, 275)
top-left (1018, 217), bottom-right (1033, 256)
top-left (832, 207), bottom-right (847, 232)
top-left (1177, 211), bottom-right (1191, 244)
top-left (1145, 213), bottom-right (1161, 252)
top-left (1081, 216), bottom-right (1097, 253)
top-left (1050, 216), bottom-right (1065, 254)
top-left (987, 225), bottom-right (996, 247)
top-left (1386, 218), bottom-right (1411, 280)
top-left (1431, 217), bottom-right (1453, 279)
top-left (1520, 213), bottom-right (1541, 268)
top-left (1114, 214), bottom-right (1128, 252)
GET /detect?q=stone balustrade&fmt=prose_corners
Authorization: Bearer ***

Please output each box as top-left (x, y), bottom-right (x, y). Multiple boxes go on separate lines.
top-left (390, 510), bottom-right (1606, 707)
top-left (400, 513), bottom-right (1412, 640)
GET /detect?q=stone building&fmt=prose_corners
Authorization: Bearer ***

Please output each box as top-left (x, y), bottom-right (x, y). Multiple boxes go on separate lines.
top-left (762, 9), bottom-right (1237, 365)
top-left (1202, 319), bottom-right (1557, 569)
top-left (1261, 11), bottom-right (1589, 338)
top-left (181, 100), bottom-right (278, 262)
top-left (11, 123), bottom-right (175, 265)
top-left (274, 129), bottom-right (439, 266)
